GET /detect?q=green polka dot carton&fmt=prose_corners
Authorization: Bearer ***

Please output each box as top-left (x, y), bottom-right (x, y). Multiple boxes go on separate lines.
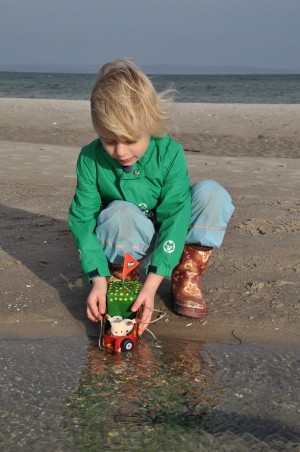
top-left (107, 280), bottom-right (141, 319)
top-left (101, 280), bottom-right (141, 353)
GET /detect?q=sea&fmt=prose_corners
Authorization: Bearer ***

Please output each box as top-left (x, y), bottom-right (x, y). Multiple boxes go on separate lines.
top-left (0, 72), bottom-right (299, 103)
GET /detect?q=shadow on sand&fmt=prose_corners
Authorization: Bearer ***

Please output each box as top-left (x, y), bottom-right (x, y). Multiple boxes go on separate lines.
top-left (1, 203), bottom-right (172, 336)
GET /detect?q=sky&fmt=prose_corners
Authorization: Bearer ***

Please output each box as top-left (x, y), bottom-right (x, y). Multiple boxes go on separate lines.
top-left (0, 0), bottom-right (299, 73)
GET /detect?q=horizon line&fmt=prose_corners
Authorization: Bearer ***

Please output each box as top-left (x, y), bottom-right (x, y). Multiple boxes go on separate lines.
top-left (0, 63), bottom-right (299, 76)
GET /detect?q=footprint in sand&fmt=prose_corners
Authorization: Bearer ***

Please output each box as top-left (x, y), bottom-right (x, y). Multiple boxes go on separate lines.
top-left (237, 219), bottom-right (271, 235)
top-left (237, 218), bottom-right (300, 235)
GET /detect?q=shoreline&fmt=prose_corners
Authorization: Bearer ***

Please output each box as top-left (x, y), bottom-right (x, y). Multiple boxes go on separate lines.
top-left (0, 317), bottom-right (299, 350)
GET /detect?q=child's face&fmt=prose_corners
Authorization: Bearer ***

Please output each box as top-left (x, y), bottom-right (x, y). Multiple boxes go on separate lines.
top-left (98, 128), bottom-right (150, 166)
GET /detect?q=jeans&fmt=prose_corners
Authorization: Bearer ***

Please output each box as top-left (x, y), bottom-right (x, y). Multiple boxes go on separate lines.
top-left (95, 180), bottom-right (234, 264)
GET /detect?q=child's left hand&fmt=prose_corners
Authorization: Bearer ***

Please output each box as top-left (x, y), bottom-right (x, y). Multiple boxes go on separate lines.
top-left (131, 287), bottom-right (155, 335)
top-left (131, 273), bottom-right (164, 335)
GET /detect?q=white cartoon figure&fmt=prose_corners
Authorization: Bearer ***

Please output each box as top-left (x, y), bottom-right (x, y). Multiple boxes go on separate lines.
top-left (106, 315), bottom-right (137, 336)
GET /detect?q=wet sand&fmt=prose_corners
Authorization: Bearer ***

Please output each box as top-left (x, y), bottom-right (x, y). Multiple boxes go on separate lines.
top-left (0, 98), bottom-right (299, 347)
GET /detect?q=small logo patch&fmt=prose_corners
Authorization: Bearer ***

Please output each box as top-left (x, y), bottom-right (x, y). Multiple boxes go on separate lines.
top-left (163, 240), bottom-right (175, 253)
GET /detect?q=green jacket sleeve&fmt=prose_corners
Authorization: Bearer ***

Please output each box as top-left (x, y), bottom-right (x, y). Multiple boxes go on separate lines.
top-left (148, 141), bottom-right (191, 277)
top-left (68, 145), bottom-right (110, 279)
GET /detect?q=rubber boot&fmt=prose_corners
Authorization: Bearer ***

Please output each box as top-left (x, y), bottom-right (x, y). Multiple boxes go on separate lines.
top-left (171, 244), bottom-right (212, 318)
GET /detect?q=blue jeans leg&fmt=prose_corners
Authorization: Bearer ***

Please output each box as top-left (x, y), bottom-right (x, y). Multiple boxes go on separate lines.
top-left (186, 180), bottom-right (235, 248)
top-left (95, 200), bottom-right (156, 264)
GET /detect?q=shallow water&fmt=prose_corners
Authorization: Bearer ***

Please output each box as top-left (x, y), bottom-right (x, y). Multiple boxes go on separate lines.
top-left (0, 335), bottom-right (299, 451)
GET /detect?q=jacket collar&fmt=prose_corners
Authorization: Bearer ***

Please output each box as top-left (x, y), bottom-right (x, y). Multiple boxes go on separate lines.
top-left (98, 136), bottom-right (156, 171)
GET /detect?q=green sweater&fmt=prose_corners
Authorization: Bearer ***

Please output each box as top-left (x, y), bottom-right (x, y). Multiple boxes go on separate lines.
top-left (68, 135), bottom-right (191, 279)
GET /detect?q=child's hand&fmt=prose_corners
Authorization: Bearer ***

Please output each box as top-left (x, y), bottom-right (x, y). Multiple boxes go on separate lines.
top-left (131, 273), bottom-right (164, 335)
top-left (131, 287), bottom-right (155, 335)
top-left (87, 276), bottom-right (107, 322)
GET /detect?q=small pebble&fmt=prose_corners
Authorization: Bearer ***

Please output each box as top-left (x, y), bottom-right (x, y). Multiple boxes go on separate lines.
top-left (235, 393), bottom-right (244, 399)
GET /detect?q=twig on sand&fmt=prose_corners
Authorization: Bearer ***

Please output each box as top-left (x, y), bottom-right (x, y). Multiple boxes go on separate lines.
top-left (231, 330), bottom-right (242, 345)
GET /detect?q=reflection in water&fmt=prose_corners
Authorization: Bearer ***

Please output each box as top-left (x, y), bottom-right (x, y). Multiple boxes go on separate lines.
top-left (1, 337), bottom-right (299, 450)
top-left (67, 338), bottom-right (220, 449)
top-left (66, 338), bottom-right (300, 450)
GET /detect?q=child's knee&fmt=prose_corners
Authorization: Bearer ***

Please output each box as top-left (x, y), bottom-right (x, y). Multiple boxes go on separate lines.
top-left (97, 201), bottom-right (142, 226)
top-left (191, 180), bottom-right (233, 210)
top-left (104, 200), bottom-right (141, 215)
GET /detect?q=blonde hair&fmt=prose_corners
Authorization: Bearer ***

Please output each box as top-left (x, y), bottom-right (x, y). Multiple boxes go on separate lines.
top-left (90, 58), bottom-right (173, 140)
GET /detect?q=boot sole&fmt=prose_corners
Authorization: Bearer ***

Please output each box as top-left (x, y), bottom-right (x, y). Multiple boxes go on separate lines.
top-left (174, 303), bottom-right (206, 318)
top-left (170, 289), bottom-right (207, 319)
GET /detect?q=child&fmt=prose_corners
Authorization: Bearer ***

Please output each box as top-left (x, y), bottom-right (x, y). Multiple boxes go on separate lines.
top-left (68, 58), bottom-right (234, 336)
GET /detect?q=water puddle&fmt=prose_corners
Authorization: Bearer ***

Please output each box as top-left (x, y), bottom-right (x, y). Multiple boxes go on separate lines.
top-left (0, 335), bottom-right (299, 451)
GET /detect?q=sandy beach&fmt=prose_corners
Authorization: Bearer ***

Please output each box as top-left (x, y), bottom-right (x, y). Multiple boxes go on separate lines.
top-left (1, 98), bottom-right (300, 157)
top-left (0, 98), bottom-right (299, 347)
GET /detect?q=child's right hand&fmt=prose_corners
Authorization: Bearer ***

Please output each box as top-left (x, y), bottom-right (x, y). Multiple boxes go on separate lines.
top-left (87, 276), bottom-right (108, 322)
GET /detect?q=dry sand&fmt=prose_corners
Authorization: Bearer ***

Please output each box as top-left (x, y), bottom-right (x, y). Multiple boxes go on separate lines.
top-left (0, 98), bottom-right (299, 347)
top-left (1, 98), bottom-right (300, 157)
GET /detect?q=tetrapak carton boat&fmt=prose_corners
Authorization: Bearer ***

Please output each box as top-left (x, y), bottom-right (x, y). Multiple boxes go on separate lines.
top-left (100, 253), bottom-right (141, 353)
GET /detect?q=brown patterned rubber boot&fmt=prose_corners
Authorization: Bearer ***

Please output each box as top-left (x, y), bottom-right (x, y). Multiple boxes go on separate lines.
top-left (109, 263), bottom-right (139, 282)
top-left (171, 244), bottom-right (213, 318)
